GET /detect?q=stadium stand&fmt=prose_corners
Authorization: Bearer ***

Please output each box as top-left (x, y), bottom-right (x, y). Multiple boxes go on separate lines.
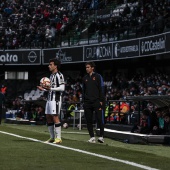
top-left (1, 0), bottom-right (170, 144)
top-left (0, 0), bottom-right (170, 48)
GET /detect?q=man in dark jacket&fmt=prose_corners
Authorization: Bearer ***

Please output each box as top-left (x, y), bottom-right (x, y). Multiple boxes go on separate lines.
top-left (82, 61), bottom-right (105, 143)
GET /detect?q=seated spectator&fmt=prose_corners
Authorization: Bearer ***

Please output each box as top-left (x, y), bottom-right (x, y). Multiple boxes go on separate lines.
top-left (131, 109), bottom-right (152, 134)
top-left (16, 107), bottom-right (31, 120)
top-left (105, 102), bottom-right (115, 121)
top-left (29, 106), bottom-right (39, 121)
top-left (164, 112), bottom-right (170, 135)
top-left (150, 108), bottom-right (166, 135)
top-left (106, 101), bottom-right (129, 123)
top-left (65, 103), bottom-right (76, 119)
top-left (114, 101), bottom-right (130, 123)
top-left (36, 106), bottom-right (46, 124)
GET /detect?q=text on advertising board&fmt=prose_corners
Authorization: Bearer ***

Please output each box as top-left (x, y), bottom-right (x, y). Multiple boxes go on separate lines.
top-left (0, 53), bottom-right (18, 62)
top-left (56, 49), bottom-right (72, 62)
top-left (85, 45), bottom-right (112, 60)
top-left (141, 37), bottom-right (165, 54)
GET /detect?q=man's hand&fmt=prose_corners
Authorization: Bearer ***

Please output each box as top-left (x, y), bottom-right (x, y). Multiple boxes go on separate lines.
top-left (37, 85), bottom-right (51, 91)
top-left (37, 86), bottom-right (45, 91)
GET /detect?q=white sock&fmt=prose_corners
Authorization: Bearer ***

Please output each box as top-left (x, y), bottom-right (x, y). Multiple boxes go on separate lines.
top-left (48, 125), bottom-right (55, 139)
top-left (55, 123), bottom-right (61, 139)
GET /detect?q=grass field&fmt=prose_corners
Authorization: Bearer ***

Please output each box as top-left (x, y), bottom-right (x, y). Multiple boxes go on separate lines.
top-left (0, 121), bottom-right (170, 170)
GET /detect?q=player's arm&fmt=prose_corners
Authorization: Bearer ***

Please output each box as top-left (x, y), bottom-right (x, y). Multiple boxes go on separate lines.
top-left (51, 84), bottom-right (65, 91)
top-left (51, 74), bottom-right (65, 91)
top-left (38, 83), bottom-right (65, 91)
top-left (45, 74), bottom-right (65, 91)
top-left (98, 74), bottom-right (105, 104)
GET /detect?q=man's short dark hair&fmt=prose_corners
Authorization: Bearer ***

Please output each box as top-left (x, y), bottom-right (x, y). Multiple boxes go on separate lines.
top-left (49, 58), bottom-right (61, 70)
top-left (85, 61), bottom-right (96, 68)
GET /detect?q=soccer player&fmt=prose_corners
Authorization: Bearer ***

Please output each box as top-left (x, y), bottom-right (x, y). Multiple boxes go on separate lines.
top-left (37, 58), bottom-right (65, 144)
top-left (82, 61), bottom-right (105, 143)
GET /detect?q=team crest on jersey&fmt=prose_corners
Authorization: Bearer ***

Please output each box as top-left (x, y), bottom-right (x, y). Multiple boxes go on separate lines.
top-left (93, 77), bottom-right (96, 80)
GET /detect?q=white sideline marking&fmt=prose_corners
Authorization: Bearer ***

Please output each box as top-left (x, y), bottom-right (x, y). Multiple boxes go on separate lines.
top-left (62, 131), bottom-right (88, 134)
top-left (0, 131), bottom-right (158, 170)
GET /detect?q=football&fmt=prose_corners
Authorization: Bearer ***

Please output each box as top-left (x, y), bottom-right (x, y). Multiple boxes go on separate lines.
top-left (63, 123), bottom-right (68, 129)
top-left (40, 77), bottom-right (51, 87)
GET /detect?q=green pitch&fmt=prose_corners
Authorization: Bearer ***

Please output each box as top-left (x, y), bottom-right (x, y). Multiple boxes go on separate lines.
top-left (0, 122), bottom-right (170, 170)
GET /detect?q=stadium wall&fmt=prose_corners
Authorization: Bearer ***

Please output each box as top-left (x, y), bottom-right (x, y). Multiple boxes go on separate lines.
top-left (0, 31), bottom-right (169, 66)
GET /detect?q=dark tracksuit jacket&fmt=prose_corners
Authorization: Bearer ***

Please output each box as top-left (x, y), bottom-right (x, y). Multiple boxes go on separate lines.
top-left (82, 72), bottom-right (105, 137)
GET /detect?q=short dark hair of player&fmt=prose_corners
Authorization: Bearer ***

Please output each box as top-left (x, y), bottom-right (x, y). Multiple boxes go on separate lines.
top-left (49, 58), bottom-right (61, 70)
top-left (85, 61), bottom-right (96, 68)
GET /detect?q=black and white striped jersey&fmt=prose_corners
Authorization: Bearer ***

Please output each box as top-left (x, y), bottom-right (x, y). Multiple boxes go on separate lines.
top-left (47, 71), bottom-right (65, 101)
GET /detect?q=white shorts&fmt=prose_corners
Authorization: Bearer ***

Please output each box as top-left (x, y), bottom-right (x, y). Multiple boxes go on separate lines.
top-left (45, 101), bottom-right (61, 115)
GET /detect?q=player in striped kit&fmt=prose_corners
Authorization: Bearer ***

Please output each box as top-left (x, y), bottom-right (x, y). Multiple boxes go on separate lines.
top-left (37, 58), bottom-right (65, 144)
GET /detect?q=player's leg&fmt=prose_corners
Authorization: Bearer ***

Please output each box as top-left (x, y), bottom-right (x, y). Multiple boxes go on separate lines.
top-left (95, 103), bottom-right (105, 143)
top-left (84, 103), bottom-right (96, 143)
top-left (52, 101), bottom-right (62, 144)
top-left (45, 101), bottom-right (55, 143)
top-left (45, 114), bottom-right (55, 143)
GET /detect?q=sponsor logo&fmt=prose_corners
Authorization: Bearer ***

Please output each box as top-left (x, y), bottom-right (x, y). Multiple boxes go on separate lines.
top-left (114, 43), bottom-right (120, 57)
top-left (56, 49), bottom-right (72, 62)
top-left (141, 37), bottom-right (165, 54)
top-left (114, 43), bottom-right (138, 57)
top-left (0, 53), bottom-right (18, 62)
top-left (28, 51), bottom-right (37, 62)
top-left (85, 45), bottom-right (111, 59)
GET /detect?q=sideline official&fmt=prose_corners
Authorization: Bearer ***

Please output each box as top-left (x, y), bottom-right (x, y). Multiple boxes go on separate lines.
top-left (82, 61), bottom-right (105, 143)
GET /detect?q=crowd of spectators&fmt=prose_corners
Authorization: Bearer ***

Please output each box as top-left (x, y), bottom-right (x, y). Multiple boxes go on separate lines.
top-left (8, 96), bottom-right (46, 124)
top-left (0, 0), bottom-right (112, 49)
top-left (88, 0), bottom-right (170, 41)
top-left (131, 107), bottom-right (170, 135)
top-left (0, 0), bottom-right (170, 49)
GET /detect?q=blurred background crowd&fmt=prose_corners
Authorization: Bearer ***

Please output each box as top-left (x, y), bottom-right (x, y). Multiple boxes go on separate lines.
top-left (0, 0), bottom-right (170, 48)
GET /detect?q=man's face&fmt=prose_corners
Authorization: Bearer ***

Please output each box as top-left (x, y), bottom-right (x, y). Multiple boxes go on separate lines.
top-left (48, 62), bottom-right (57, 72)
top-left (86, 64), bottom-right (94, 74)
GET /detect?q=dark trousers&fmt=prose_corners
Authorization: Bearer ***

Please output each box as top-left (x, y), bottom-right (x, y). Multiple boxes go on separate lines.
top-left (84, 101), bottom-right (105, 138)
